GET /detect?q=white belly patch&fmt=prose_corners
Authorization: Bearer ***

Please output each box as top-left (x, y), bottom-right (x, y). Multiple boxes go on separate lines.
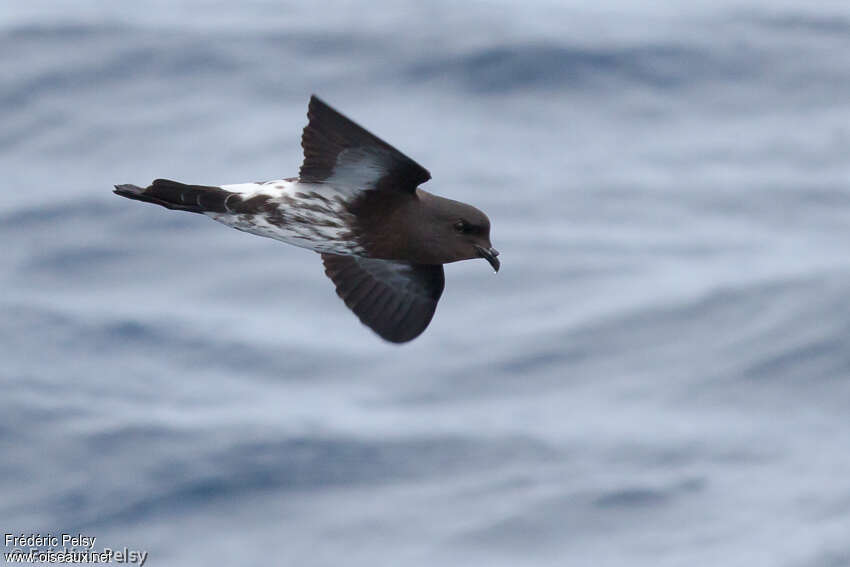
top-left (206, 179), bottom-right (364, 255)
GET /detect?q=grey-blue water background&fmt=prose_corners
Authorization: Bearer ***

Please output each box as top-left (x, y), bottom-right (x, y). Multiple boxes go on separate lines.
top-left (3, 1), bottom-right (850, 565)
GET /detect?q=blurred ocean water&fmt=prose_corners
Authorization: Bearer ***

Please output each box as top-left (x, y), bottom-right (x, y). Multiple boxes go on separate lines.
top-left (3, 1), bottom-right (850, 565)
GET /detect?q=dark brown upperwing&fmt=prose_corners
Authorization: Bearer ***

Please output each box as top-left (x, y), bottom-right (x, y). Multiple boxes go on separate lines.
top-left (321, 253), bottom-right (444, 343)
top-left (300, 95), bottom-right (431, 193)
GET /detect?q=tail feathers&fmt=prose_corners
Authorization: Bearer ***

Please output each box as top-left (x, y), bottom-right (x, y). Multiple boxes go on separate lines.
top-left (113, 179), bottom-right (231, 214)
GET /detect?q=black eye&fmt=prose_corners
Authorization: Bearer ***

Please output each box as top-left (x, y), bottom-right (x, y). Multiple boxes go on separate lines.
top-left (455, 220), bottom-right (471, 233)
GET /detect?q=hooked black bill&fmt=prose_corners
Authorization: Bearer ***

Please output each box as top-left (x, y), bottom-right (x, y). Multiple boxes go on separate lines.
top-left (475, 245), bottom-right (500, 272)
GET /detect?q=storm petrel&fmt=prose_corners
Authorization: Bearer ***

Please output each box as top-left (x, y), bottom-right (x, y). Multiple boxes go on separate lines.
top-left (114, 95), bottom-right (499, 343)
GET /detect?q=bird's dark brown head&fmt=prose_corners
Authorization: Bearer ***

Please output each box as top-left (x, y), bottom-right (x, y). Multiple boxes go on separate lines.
top-left (414, 190), bottom-right (500, 271)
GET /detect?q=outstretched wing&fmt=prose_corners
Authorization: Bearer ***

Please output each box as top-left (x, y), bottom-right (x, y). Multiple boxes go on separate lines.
top-left (300, 95), bottom-right (431, 193)
top-left (321, 253), bottom-right (444, 343)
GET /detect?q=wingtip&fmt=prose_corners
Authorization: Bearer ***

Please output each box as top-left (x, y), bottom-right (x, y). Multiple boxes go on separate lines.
top-left (307, 94), bottom-right (330, 117)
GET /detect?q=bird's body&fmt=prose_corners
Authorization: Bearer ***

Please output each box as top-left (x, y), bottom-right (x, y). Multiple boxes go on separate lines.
top-left (115, 96), bottom-right (498, 343)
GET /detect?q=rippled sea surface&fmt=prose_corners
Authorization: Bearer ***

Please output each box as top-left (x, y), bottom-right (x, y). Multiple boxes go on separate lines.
top-left (3, 1), bottom-right (850, 565)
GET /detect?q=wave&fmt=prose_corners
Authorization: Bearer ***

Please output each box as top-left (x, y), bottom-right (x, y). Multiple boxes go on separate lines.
top-left (53, 432), bottom-right (551, 529)
top-left (493, 273), bottom-right (850, 392)
top-left (7, 15), bottom-right (850, 110)
top-left (406, 43), bottom-right (731, 93)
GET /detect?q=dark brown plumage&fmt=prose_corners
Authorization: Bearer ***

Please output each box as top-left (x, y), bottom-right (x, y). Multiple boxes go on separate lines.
top-left (321, 254), bottom-right (445, 343)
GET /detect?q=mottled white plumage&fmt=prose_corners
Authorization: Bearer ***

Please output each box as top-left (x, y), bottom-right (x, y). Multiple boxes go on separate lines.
top-left (208, 179), bottom-right (365, 255)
